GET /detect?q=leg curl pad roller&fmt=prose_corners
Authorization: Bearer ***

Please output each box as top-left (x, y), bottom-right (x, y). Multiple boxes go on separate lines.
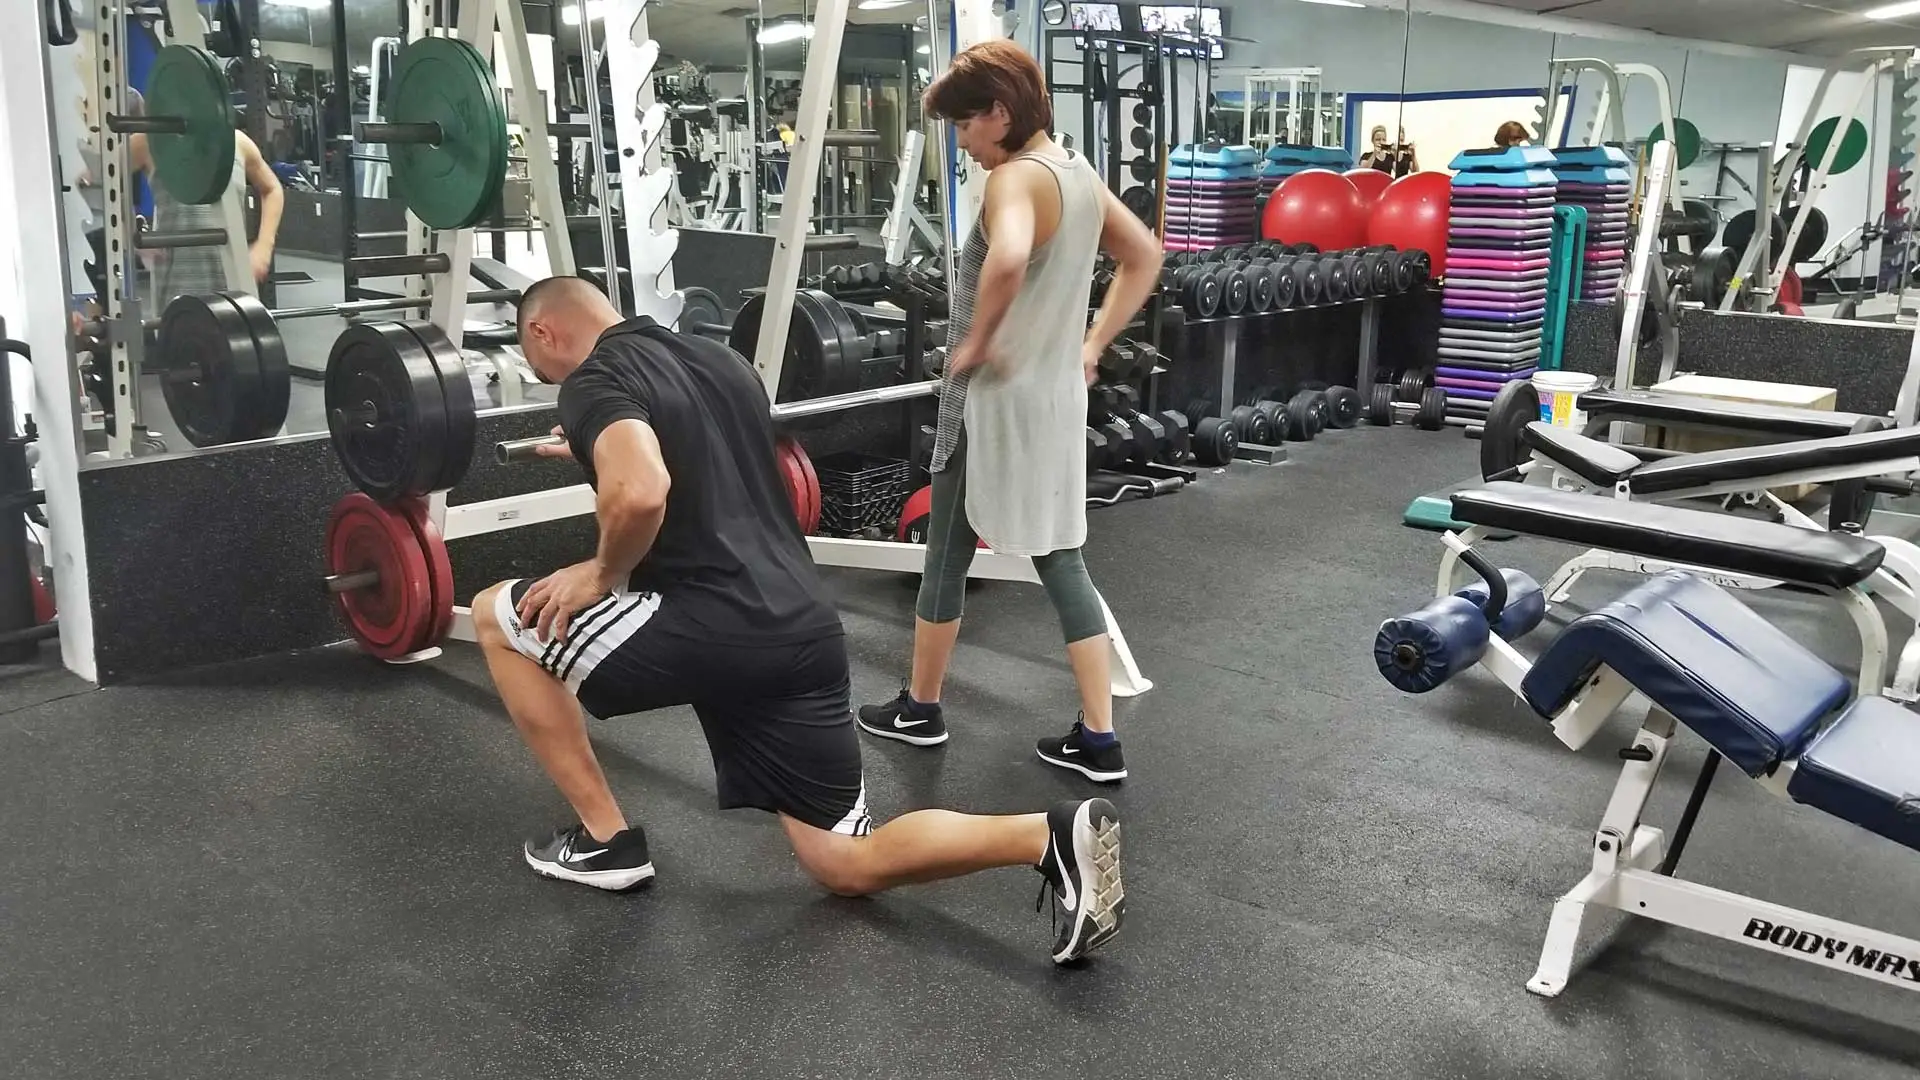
top-left (1374, 596), bottom-right (1492, 694)
top-left (1455, 568), bottom-right (1546, 641)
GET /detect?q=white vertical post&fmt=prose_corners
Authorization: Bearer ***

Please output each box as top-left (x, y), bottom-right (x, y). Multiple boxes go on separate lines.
top-left (1615, 140), bottom-right (1674, 392)
top-left (949, 0), bottom-right (1003, 235)
top-left (428, 0), bottom-right (497, 337)
top-left (498, 0), bottom-right (575, 274)
top-left (6, 0), bottom-right (97, 678)
top-left (94, 0), bottom-right (137, 460)
top-left (751, 0), bottom-right (853, 392)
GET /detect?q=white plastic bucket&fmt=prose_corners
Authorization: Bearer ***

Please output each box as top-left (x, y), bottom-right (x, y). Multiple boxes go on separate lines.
top-left (1531, 370), bottom-right (1597, 430)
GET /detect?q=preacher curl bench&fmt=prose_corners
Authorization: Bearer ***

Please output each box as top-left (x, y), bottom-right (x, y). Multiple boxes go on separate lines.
top-left (1379, 506), bottom-right (1920, 999)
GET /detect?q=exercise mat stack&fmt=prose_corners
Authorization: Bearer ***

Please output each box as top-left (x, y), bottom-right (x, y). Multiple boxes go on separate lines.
top-left (1164, 144), bottom-right (1263, 253)
top-left (1437, 146), bottom-right (1559, 427)
top-left (1259, 144), bottom-right (1354, 201)
top-left (1549, 144), bottom-right (1631, 301)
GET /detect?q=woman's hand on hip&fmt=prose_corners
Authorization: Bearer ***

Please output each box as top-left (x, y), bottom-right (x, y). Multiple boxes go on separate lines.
top-left (1081, 341), bottom-right (1101, 386)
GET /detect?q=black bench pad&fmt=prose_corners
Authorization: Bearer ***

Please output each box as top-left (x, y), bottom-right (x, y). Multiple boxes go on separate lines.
top-left (1522, 422), bottom-right (1643, 487)
top-left (1629, 425), bottom-right (1920, 495)
top-left (1579, 388), bottom-right (1868, 440)
top-left (1450, 482), bottom-right (1886, 589)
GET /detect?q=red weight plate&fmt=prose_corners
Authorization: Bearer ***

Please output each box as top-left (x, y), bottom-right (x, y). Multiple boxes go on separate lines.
top-left (774, 437), bottom-right (809, 532)
top-left (326, 492), bottom-right (434, 659)
top-left (395, 496), bottom-right (455, 650)
top-left (788, 438), bottom-right (822, 535)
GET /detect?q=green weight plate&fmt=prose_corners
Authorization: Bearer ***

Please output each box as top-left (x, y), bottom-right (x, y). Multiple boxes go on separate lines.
top-left (384, 37), bottom-right (508, 229)
top-left (1805, 117), bottom-right (1869, 175)
top-left (462, 39), bottom-right (511, 219)
top-left (146, 45), bottom-right (237, 205)
top-left (1648, 118), bottom-right (1701, 170)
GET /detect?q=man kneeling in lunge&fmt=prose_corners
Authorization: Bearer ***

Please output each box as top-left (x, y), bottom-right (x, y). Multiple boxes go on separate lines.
top-left (471, 276), bottom-right (1126, 963)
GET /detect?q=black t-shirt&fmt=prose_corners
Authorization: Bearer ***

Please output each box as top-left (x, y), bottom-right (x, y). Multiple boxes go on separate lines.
top-left (558, 317), bottom-right (842, 644)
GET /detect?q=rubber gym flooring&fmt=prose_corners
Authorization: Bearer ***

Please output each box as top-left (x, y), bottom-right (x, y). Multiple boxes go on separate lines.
top-left (4, 426), bottom-right (1919, 1080)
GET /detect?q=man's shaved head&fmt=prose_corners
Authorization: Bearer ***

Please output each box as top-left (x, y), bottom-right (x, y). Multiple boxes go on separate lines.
top-left (516, 276), bottom-right (624, 384)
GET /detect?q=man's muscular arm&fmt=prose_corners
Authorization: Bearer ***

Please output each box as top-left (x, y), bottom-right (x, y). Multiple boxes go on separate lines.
top-left (587, 418), bottom-right (671, 584)
top-left (518, 418), bottom-right (671, 641)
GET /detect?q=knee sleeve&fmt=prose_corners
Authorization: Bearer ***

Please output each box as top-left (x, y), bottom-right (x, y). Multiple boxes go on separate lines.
top-left (914, 462), bottom-right (976, 624)
top-left (1032, 548), bottom-right (1108, 644)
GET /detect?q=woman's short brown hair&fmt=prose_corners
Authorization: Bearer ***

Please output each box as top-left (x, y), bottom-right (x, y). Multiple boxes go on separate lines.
top-left (1494, 121), bottom-right (1529, 148)
top-left (923, 40), bottom-right (1053, 151)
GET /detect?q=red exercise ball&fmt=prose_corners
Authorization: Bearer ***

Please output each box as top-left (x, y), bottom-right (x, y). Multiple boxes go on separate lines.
top-left (1368, 170), bottom-right (1451, 277)
top-left (1343, 167), bottom-right (1393, 208)
top-left (1262, 169), bottom-right (1368, 253)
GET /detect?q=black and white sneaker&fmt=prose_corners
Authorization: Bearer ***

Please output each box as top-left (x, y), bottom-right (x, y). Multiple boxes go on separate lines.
top-left (856, 686), bottom-right (950, 746)
top-left (523, 823), bottom-right (655, 891)
top-left (1035, 798), bottom-right (1125, 963)
top-left (1036, 719), bottom-right (1127, 782)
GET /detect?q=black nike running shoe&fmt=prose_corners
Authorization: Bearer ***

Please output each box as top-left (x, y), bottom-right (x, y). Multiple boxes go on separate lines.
top-left (523, 823), bottom-right (655, 891)
top-left (1035, 798), bottom-right (1126, 963)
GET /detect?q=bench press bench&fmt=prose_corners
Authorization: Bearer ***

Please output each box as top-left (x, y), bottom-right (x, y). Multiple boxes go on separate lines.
top-left (1434, 482), bottom-right (1895, 693)
top-left (1378, 563), bottom-right (1920, 999)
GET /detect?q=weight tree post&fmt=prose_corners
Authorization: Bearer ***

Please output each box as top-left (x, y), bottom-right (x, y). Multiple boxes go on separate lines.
top-left (750, 0), bottom-right (854, 393)
top-left (1614, 140), bottom-right (1674, 396)
top-left (90, 0), bottom-right (142, 459)
top-left (6, 0), bottom-right (98, 678)
top-left (495, 0), bottom-right (576, 276)
top-left (606, 0), bottom-right (682, 324)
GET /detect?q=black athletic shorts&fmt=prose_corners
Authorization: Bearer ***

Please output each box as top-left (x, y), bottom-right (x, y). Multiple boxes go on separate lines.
top-left (494, 579), bottom-right (872, 835)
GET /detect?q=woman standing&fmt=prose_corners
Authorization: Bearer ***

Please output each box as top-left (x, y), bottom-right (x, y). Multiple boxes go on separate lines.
top-left (857, 40), bottom-right (1162, 783)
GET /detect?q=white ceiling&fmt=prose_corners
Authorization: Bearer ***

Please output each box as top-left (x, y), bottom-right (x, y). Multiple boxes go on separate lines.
top-left (643, 0), bottom-right (928, 67)
top-left (1453, 0), bottom-right (1920, 55)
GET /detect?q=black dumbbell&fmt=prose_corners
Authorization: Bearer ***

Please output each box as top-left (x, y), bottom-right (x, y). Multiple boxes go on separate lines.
top-left (1368, 384), bottom-right (1448, 430)
top-left (1192, 415), bottom-right (1237, 465)
top-left (1323, 385), bottom-right (1361, 428)
top-left (1229, 403), bottom-right (1275, 446)
top-left (1322, 258), bottom-right (1352, 303)
top-left (1125, 411), bottom-right (1166, 463)
top-left (1245, 264), bottom-right (1276, 313)
top-left (1086, 426), bottom-right (1115, 470)
top-left (1100, 416), bottom-right (1134, 462)
top-left (1397, 368), bottom-right (1432, 401)
top-left (1282, 390), bottom-right (1320, 441)
top-left (1222, 267), bottom-right (1250, 316)
top-left (1156, 409), bottom-right (1191, 463)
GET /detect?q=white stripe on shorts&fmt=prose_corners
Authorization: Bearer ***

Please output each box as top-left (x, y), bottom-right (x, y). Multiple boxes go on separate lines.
top-left (832, 782), bottom-right (873, 837)
top-left (495, 581), bottom-right (663, 692)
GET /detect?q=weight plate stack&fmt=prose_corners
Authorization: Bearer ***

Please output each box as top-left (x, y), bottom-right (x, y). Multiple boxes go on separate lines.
top-left (1414, 387), bottom-right (1448, 431)
top-left (326, 321), bottom-right (455, 503)
top-left (1397, 368), bottom-right (1431, 401)
top-left (1368, 383), bottom-right (1396, 426)
top-left (326, 492), bottom-right (437, 660)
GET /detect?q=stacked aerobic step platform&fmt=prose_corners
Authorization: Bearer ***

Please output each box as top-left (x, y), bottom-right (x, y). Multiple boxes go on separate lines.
top-left (1550, 144), bottom-right (1631, 301)
top-left (1438, 145), bottom-right (1559, 427)
top-left (1165, 144), bottom-right (1263, 253)
top-left (1259, 144), bottom-right (1354, 199)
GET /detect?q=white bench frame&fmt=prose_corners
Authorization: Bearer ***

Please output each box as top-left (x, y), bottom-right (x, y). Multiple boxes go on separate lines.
top-left (1396, 566), bottom-right (1920, 997)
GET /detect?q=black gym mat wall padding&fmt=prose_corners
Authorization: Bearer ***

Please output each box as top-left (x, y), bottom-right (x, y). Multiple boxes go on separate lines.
top-left (1557, 302), bottom-right (1915, 416)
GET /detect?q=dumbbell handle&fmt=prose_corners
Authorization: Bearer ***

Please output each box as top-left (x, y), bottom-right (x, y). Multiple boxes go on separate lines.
top-left (325, 570), bottom-right (380, 594)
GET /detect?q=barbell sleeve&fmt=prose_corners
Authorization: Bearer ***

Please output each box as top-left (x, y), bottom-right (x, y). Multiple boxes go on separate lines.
top-left (106, 114), bottom-right (187, 134)
top-left (136, 227), bottom-right (229, 249)
top-left (822, 129), bottom-right (882, 147)
top-left (356, 121), bottom-right (445, 145)
top-left (496, 435), bottom-right (565, 465)
top-left (349, 253), bottom-right (453, 278)
top-left (324, 570), bottom-right (381, 594)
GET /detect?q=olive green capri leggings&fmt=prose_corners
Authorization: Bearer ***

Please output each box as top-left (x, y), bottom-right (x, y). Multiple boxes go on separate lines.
top-left (916, 433), bottom-right (1108, 644)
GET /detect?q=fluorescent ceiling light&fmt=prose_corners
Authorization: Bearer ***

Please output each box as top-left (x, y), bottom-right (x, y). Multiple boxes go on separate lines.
top-left (1296, 0), bottom-right (1365, 7)
top-left (857, 0), bottom-right (916, 8)
top-left (264, 0), bottom-right (330, 9)
top-left (1864, 0), bottom-right (1920, 17)
top-left (916, 43), bottom-right (930, 53)
top-left (758, 21), bottom-right (816, 44)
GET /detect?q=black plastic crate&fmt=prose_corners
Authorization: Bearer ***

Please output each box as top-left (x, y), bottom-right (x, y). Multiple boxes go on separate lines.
top-left (814, 451), bottom-right (913, 537)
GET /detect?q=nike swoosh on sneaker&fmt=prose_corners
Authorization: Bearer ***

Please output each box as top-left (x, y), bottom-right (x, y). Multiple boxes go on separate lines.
top-left (1061, 746), bottom-right (1081, 755)
top-left (560, 837), bottom-right (609, 862)
top-left (1052, 841), bottom-right (1078, 910)
top-left (894, 717), bottom-right (930, 728)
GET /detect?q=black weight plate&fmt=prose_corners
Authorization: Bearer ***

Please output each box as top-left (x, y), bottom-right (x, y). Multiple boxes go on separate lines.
top-left (1229, 404), bottom-right (1258, 441)
top-left (1345, 256), bottom-right (1374, 297)
top-left (1246, 265), bottom-right (1276, 313)
top-left (1193, 270), bottom-right (1224, 317)
top-left (1194, 416), bottom-right (1237, 465)
top-left (1272, 264), bottom-right (1298, 308)
top-left (1120, 186), bottom-right (1158, 228)
top-left (1223, 269), bottom-right (1249, 316)
top-left (156, 293), bottom-right (254, 447)
top-left (1723, 209), bottom-right (1786, 260)
top-left (1688, 245), bottom-right (1735, 305)
top-left (1480, 380), bottom-right (1538, 482)
top-left (729, 291), bottom-right (850, 408)
top-left (1246, 406), bottom-right (1275, 446)
top-left (1389, 252), bottom-right (1416, 293)
top-left (1784, 204), bottom-right (1829, 264)
top-left (1323, 259), bottom-right (1351, 303)
top-left (1305, 394), bottom-right (1327, 435)
top-left (1284, 390), bottom-right (1318, 441)
top-left (1369, 382), bottom-right (1396, 425)
top-left (397, 320), bottom-right (477, 494)
top-left (1128, 126), bottom-right (1154, 151)
top-left (222, 291), bottom-right (291, 441)
top-left (1415, 387), bottom-right (1448, 431)
top-left (679, 285), bottom-right (726, 334)
top-left (810, 288), bottom-right (870, 382)
top-left (1132, 101), bottom-right (1154, 125)
top-left (1362, 251), bottom-right (1392, 294)
top-left (1324, 385), bottom-right (1360, 429)
top-left (1253, 400), bottom-right (1287, 440)
top-left (326, 321), bottom-right (450, 503)
top-left (1129, 156), bottom-right (1155, 182)
top-left (1397, 368), bottom-right (1430, 400)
